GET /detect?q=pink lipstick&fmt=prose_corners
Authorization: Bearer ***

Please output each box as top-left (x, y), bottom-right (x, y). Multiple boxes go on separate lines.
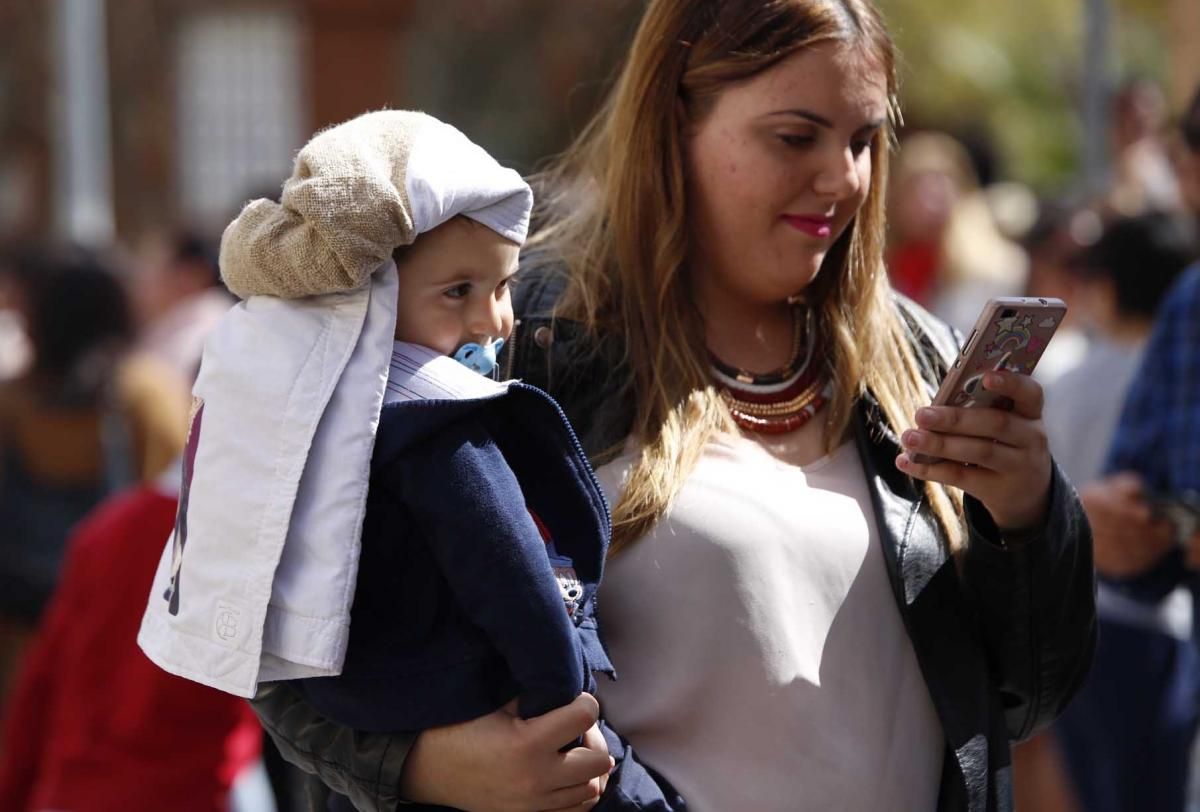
top-left (782, 214), bottom-right (833, 238)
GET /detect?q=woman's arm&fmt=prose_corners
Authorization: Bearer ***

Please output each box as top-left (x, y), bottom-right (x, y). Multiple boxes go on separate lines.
top-left (896, 367), bottom-right (1097, 741)
top-left (250, 682), bottom-right (610, 812)
top-left (250, 680), bottom-right (413, 811)
top-left (393, 424), bottom-right (586, 721)
top-left (957, 464), bottom-right (1097, 740)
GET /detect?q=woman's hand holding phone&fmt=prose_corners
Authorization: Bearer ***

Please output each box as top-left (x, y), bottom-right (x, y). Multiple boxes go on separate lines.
top-left (896, 369), bottom-right (1054, 532)
top-left (895, 297), bottom-right (1066, 533)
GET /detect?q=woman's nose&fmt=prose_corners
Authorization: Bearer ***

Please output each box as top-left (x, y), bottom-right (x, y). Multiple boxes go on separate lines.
top-left (813, 145), bottom-right (862, 199)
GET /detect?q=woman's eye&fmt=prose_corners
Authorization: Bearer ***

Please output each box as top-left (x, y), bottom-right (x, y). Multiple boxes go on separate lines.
top-left (779, 134), bottom-right (815, 148)
top-left (444, 283), bottom-right (471, 299)
top-left (851, 140), bottom-right (872, 157)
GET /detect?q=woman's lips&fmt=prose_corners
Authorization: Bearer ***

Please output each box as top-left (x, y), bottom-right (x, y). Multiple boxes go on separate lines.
top-left (782, 214), bottom-right (833, 238)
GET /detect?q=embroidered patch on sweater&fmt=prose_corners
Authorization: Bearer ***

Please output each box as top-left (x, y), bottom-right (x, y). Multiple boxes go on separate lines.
top-left (530, 509), bottom-right (584, 619)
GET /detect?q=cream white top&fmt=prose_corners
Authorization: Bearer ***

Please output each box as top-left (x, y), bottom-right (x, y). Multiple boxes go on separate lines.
top-left (594, 435), bottom-right (944, 811)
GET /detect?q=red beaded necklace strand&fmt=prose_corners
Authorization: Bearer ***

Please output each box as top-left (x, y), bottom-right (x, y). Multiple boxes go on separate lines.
top-left (710, 306), bottom-right (830, 435)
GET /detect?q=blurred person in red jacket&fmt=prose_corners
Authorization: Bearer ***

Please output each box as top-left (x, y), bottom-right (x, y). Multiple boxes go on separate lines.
top-left (0, 242), bottom-right (267, 811)
top-left (0, 462), bottom-right (263, 812)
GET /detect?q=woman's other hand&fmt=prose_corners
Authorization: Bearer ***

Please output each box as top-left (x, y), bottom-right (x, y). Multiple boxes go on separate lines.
top-left (398, 692), bottom-right (613, 812)
top-left (895, 370), bottom-right (1054, 532)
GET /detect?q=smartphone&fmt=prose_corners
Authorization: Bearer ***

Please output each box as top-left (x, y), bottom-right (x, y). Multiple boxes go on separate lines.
top-left (912, 296), bottom-right (1068, 465)
top-left (1147, 491), bottom-right (1200, 547)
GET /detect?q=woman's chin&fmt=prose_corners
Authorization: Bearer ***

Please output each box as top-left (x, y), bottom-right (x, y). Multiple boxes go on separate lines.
top-left (773, 267), bottom-right (823, 302)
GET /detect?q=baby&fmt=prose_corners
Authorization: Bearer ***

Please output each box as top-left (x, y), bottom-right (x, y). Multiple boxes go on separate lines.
top-left (141, 110), bottom-right (683, 811)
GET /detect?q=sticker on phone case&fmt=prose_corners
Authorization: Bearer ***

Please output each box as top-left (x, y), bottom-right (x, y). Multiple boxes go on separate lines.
top-left (953, 351), bottom-right (1014, 408)
top-left (985, 316), bottom-right (1033, 360)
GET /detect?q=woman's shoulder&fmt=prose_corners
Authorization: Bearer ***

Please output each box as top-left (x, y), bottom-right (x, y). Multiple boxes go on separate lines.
top-left (889, 292), bottom-right (962, 385)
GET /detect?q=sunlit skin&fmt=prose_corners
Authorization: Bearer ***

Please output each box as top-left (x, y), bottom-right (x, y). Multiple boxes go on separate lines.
top-left (684, 42), bottom-right (1051, 530)
top-left (393, 216), bottom-right (519, 355)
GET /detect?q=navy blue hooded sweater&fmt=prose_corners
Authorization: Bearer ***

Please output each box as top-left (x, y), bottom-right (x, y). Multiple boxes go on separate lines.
top-left (299, 372), bottom-right (685, 811)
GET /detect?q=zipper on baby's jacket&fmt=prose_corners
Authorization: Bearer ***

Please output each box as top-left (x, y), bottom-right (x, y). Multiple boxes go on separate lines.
top-left (502, 319), bottom-right (521, 381)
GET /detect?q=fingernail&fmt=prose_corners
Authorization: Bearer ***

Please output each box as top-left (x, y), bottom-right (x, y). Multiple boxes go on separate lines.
top-left (896, 454), bottom-right (911, 470)
top-left (916, 408), bottom-right (937, 426)
top-left (902, 430), bottom-right (923, 448)
top-left (985, 372), bottom-right (1004, 388)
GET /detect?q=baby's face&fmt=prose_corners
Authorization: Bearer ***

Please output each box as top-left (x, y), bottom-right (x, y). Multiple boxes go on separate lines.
top-left (394, 217), bottom-right (519, 357)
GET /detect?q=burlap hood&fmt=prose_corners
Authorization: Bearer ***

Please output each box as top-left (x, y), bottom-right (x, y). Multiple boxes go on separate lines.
top-left (219, 109), bottom-right (533, 299)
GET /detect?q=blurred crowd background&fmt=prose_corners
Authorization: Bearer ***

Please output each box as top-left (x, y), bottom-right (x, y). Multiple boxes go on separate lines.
top-left (0, 1), bottom-right (1197, 811)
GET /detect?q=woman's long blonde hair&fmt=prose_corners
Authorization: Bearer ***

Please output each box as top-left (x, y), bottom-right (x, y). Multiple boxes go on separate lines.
top-left (530, 0), bottom-right (964, 555)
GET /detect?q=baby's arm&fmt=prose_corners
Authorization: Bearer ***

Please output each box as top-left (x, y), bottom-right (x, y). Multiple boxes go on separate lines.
top-left (393, 417), bottom-right (586, 720)
top-left (397, 422), bottom-right (689, 810)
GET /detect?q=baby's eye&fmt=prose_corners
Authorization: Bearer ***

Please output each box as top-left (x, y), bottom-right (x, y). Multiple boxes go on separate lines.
top-left (443, 283), bottom-right (471, 299)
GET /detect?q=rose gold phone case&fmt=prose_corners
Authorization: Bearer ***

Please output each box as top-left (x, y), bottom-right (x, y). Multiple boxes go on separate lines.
top-left (913, 296), bottom-right (1067, 464)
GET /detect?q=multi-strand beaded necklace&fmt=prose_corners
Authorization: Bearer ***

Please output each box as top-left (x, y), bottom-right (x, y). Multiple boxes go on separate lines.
top-left (709, 306), bottom-right (830, 435)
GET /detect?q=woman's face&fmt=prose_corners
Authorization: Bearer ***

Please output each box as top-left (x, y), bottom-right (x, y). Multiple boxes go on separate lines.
top-left (684, 42), bottom-right (888, 310)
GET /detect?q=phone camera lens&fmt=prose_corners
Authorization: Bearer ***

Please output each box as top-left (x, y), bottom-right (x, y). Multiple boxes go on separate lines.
top-left (1001, 308), bottom-right (1017, 318)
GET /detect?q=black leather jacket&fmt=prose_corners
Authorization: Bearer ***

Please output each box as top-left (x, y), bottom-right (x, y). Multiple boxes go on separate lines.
top-left (249, 267), bottom-right (1096, 812)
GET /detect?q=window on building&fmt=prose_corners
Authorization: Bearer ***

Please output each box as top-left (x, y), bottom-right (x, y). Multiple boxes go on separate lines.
top-left (175, 8), bottom-right (305, 228)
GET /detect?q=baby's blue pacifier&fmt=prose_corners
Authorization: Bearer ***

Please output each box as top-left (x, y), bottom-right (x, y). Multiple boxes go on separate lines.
top-left (453, 338), bottom-right (505, 376)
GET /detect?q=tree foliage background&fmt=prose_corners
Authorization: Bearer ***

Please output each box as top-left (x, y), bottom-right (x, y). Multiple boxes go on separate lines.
top-left (879, 0), bottom-right (1173, 192)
